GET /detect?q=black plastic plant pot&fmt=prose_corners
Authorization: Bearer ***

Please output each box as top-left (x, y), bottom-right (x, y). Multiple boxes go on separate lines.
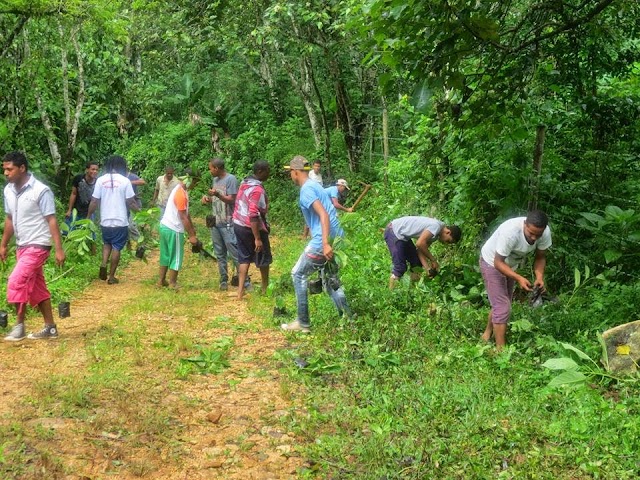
top-left (273, 306), bottom-right (287, 317)
top-left (308, 279), bottom-right (323, 294)
top-left (58, 302), bottom-right (71, 319)
top-left (0, 310), bottom-right (7, 328)
top-left (135, 245), bottom-right (146, 259)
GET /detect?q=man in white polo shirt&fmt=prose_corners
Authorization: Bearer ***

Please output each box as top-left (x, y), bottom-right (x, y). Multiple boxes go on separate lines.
top-left (1, 151), bottom-right (65, 341)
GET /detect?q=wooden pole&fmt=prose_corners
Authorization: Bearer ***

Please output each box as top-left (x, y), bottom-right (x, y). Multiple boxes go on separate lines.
top-left (351, 184), bottom-right (371, 211)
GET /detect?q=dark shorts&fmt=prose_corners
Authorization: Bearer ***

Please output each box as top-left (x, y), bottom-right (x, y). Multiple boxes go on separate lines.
top-left (384, 225), bottom-right (420, 277)
top-left (101, 226), bottom-right (129, 251)
top-left (234, 224), bottom-right (272, 267)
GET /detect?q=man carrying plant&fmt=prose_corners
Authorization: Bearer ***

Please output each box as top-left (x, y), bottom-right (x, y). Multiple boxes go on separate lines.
top-left (480, 210), bottom-right (552, 350)
top-left (158, 172), bottom-right (200, 289)
top-left (282, 155), bottom-right (350, 333)
top-left (65, 160), bottom-right (99, 222)
top-left (385, 216), bottom-right (461, 289)
top-left (232, 160), bottom-right (271, 300)
top-left (1, 151), bottom-right (65, 341)
top-left (201, 157), bottom-right (248, 291)
top-left (87, 155), bottom-right (139, 285)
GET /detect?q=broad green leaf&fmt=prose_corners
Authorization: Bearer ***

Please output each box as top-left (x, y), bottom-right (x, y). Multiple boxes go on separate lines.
top-left (628, 232), bottom-right (640, 242)
top-left (574, 267), bottom-right (580, 289)
top-left (604, 205), bottom-right (625, 219)
top-left (548, 370), bottom-right (587, 387)
top-left (560, 342), bottom-right (592, 361)
top-left (584, 265), bottom-right (590, 280)
top-left (542, 357), bottom-right (579, 370)
top-left (603, 249), bottom-right (622, 264)
top-left (410, 80), bottom-right (433, 114)
top-left (579, 212), bottom-right (604, 224)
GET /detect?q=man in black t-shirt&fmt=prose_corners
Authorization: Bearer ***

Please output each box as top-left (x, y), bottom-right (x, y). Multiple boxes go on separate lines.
top-left (66, 161), bottom-right (99, 220)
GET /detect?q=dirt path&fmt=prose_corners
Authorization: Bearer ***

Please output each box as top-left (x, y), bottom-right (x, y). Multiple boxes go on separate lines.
top-left (0, 247), bottom-right (305, 479)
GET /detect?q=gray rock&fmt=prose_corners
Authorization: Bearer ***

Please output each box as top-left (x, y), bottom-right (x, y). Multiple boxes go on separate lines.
top-left (602, 320), bottom-right (640, 374)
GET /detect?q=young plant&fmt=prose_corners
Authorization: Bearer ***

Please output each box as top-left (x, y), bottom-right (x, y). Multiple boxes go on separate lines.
top-left (179, 337), bottom-right (233, 376)
top-left (542, 338), bottom-right (621, 387)
top-left (61, 212), bottom-right (98, 259)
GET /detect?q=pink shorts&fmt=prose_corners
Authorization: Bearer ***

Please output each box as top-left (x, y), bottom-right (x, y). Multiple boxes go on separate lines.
top-left (7, 246), bottom-right (52, 309)
top-left (480, 257), bottom-right (515, 325)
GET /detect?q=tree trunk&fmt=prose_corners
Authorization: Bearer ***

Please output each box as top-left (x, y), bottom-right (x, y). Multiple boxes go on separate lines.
top-left (34, 89), bottom-right (62, 170)
top-left (278, 52), bottom-right (323, 149)
top-left (307, 56), bottom-right (332, 177)
top-left (326, 54), bottom-right (364, 172)
top-left (66, 25), bottom-right (85, 159)
top-left (381, 95), bottom-right (389, 187)
top-left (528, 125), bottom-right (546, 212)
top-left (25, 29), bottom-right (62, 170)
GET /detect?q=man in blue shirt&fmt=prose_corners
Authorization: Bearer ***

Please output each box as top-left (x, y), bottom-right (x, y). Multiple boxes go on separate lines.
top-left (324, 179), bottom-right (353, 213)
top-left (282, 155), bottom-right (350, 333)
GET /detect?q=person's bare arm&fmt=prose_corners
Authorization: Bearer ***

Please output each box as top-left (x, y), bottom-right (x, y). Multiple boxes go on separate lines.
top-left (126, 197), bottom-right (140, 212)
top-left (66, 186), bottom-right (78, 217)
top-left (250, 217), bottom-right (263, 252)
top-left (178, 209), bottom-right (198, 245)
top-left (533, 249), bottom-right (547, 290)
top-left (494, 254), bottom-right (532, 291)
top-left (152, 180), bottom-right (159, 205)
top-left (44, 214), bottom-right (65, 267)
top-left (87, 198), bottom-right (99, 220)
top-left (331, 197), bottom-right (353, 213)
top-left (0, 215), bottom-right (14, 262)
top-left (209, 189), bottom-right (237, 205)
top-left (415, 229), bottom-right (437, 271)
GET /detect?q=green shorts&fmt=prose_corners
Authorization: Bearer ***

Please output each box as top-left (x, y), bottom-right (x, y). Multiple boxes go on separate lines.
top-left (159, 224), bottom-right (185, 271)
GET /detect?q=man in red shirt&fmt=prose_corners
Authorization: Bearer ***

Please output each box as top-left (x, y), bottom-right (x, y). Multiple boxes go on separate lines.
top-left (232, 161), bottom-right (271, 300)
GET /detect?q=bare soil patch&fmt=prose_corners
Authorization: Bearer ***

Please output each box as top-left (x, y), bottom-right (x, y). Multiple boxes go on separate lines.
top-left (0, 248), bottom-right (305, 479)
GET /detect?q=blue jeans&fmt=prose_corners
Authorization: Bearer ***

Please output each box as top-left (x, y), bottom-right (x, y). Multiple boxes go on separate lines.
top-left (291, 246), bottom-right (350, 328)
top-left (210, 223), bottom-right (240, 284)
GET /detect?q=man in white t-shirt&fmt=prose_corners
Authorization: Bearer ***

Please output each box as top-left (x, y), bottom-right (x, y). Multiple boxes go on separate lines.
top-left (87, 155), bottom-right (139, 284)
top-left (479, 210), bottom-right (552, 350)
top-left (309, 161), bottom-right (323, 185)
top-left (158, 175), bottom-right (200, 289)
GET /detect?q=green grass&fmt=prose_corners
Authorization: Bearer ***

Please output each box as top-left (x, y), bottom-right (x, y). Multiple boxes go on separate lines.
top-left (268, 218), bottom-right (640, 479)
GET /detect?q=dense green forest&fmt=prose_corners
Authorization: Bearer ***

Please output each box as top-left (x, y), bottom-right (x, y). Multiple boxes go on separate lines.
top-left (1, 0), bottom-right (640, 478)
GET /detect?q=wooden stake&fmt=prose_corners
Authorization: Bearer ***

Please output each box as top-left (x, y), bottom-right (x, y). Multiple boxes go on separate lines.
top-left (351, 184), bottom-right (371, 211)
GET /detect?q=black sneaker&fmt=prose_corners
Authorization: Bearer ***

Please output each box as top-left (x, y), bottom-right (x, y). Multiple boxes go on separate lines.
top-left (27, 324), bottom-right (58, 340)
top-left (99, 266), bottom-right (108, 281)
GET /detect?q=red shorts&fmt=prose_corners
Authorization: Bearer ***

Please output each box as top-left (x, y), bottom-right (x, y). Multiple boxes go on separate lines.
top-left (7, 246), bottom-right (52, 309)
